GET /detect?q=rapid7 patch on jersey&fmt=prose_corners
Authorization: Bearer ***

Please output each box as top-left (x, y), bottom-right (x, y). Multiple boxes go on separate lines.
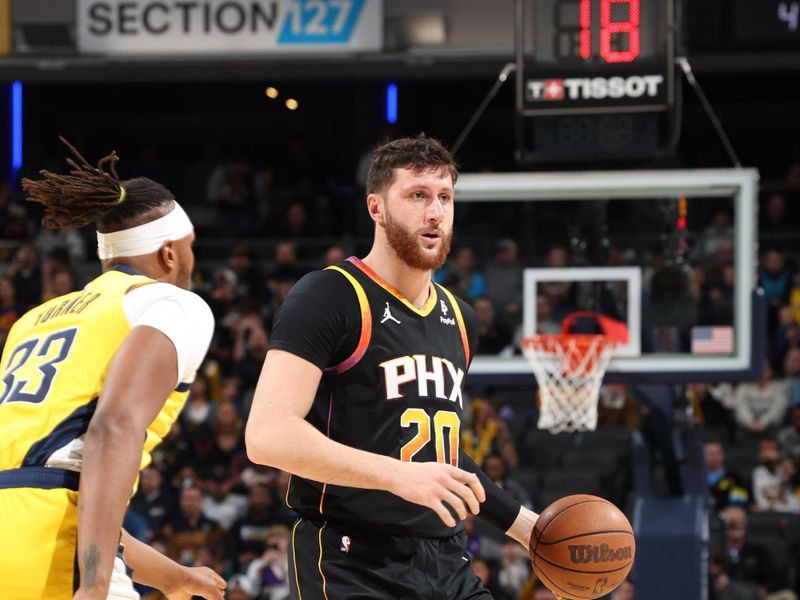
top-left (379, 355), bottom-right (464, 408)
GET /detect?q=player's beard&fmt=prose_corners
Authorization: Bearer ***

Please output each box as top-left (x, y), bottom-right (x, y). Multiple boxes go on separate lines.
top-left (384, 209), bottom-right (452, 271)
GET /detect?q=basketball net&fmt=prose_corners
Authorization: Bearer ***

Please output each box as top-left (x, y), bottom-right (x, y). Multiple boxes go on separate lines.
top-left (522, 334), bottom-right (616, 433)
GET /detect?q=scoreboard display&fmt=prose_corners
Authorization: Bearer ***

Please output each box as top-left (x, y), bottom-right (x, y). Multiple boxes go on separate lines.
top-left (518, 0), bottom-right (675, 116)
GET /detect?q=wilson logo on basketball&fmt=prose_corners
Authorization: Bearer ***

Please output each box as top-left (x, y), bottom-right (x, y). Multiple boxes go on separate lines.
top-left (567, 544), bottom-right (632, 564)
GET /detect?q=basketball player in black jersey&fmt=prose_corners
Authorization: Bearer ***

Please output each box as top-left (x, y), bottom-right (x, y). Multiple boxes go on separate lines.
top-left (246, 135), bottom-right (538, 599)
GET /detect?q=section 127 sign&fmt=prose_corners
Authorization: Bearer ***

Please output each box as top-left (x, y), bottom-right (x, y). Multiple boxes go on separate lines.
top-left (77, 0), bottom-right (383, 56)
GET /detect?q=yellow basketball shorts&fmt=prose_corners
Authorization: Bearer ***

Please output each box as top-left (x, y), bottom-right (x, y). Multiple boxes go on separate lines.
top-left (0, 485), bottom-right (79, 599)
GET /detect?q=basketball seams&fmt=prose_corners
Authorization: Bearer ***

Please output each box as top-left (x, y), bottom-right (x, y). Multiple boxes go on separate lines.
top-left (533, 551), bottom-right (633, 575)
top-left (535, 498), bottom-right (610, 544)
top-left (537, 529), bottom-right (634, 546)
top-left (532, 498), bottom-right (608, 570)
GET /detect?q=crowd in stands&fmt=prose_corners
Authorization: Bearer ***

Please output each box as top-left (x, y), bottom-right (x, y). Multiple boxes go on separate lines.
top-left (3, 151), bottom-right (800, 600)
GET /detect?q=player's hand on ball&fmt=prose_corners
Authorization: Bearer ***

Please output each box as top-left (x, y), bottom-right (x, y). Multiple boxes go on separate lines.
top-left (390, 461), bottom-right (485, 527)
top-left (165, 566), bottom-right (227, 600)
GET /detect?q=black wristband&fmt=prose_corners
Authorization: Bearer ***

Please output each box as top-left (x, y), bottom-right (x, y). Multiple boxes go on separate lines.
top-left (461, 454), bottom-right (522, 533)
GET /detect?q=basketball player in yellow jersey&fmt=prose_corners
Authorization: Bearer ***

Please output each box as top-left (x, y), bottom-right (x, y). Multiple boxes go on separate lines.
top-left (0, 139), bottom-right (225, 600)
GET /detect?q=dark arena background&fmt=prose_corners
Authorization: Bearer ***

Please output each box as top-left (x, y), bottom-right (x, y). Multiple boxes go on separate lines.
top-left (2, 1), bottom-right (800, 599)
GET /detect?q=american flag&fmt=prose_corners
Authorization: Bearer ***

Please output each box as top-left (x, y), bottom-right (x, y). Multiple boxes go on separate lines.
top-left (691, 326), bottom-right (734, 354)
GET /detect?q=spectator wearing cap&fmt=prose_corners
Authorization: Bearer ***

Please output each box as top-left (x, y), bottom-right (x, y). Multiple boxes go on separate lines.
top-left (485, 239), bottom-right (523, 330)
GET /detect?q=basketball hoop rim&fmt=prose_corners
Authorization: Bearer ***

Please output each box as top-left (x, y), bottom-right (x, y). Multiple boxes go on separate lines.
top-left (522, 333), bottom-right (617, 353)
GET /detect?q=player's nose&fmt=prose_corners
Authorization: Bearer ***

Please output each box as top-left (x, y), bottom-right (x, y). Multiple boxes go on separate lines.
top-left (426, 197), bottom-right (444, 224)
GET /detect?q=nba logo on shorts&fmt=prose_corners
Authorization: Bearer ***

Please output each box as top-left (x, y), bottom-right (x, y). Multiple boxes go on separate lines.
top-left (340, 536), bottom-right (351, 553)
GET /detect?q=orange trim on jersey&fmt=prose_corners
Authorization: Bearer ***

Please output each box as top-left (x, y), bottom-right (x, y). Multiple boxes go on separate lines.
top-left (347, 257), bottom-right (438, 317)
top-left (291, 519), bottom-right (303, 600)
top-left (318, 523), bottom-right (329, 600)
top-left (325, 266), bottom-right (372, 375)
top-left (437, 285), bottom-right (471, 365)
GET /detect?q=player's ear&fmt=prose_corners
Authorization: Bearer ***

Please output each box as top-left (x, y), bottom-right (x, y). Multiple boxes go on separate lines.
top-left (159, 240), bottom-right (177, 272)
top-left (367, 193), bottom-right (386, 227)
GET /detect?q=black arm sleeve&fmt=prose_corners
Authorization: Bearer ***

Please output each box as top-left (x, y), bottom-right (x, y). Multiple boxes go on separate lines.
top-left (461, 453), bottom-right (522, 533)
top-left (268, 269), bottom-right (360, 370)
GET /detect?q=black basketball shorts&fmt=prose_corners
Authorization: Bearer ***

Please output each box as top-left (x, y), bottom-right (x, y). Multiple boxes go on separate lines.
top-left (288, 517), bottom-right (492, 600)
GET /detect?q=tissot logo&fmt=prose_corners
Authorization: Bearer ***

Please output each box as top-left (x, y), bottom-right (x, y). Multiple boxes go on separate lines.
top-left (568, 544), bottom-right (632, 564)
top-left (527, 75), bottom-right (664, 102)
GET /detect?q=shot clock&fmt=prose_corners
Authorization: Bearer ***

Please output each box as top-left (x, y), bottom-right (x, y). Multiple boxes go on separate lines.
top-left (513, 0), bottom-right (677, 164)
top-left (516, 0), bottom-right (676, 115)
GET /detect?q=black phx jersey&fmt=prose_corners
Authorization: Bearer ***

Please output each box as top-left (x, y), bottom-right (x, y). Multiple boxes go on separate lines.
top-left (285, 257), bottom-right (474, 538)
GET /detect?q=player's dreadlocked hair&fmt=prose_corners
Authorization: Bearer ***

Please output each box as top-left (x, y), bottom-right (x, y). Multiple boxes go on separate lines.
top-left (366, 133), bottom-right (459, 196)
top-left (22, 136), bottom-right (175, 233)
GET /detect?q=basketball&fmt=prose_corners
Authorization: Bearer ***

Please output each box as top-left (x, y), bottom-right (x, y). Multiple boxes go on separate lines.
top-left (529, 495), bottom-right (635, 600)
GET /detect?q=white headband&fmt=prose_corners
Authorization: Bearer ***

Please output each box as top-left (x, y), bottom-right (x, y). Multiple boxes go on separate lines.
top-left (97, 201), bottom-right (194, 260)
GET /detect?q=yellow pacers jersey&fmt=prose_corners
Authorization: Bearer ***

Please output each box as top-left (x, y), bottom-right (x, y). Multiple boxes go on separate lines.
top-left (0, 266), bottom-right (190, 472)
top-left (0, 266), bottom-right (191, 599)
